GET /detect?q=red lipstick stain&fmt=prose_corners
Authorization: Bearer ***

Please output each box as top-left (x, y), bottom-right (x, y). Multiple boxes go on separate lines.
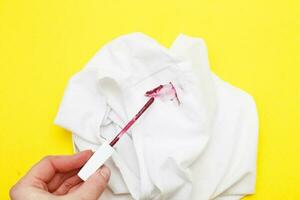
top-left (145, 85), bottom-right (164, 97)
top-left (145, 82), bottom-right (180, 105)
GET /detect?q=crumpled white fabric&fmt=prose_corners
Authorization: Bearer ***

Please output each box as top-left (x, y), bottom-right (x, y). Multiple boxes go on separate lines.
top-left (55, 33), bottom-right (258, 200)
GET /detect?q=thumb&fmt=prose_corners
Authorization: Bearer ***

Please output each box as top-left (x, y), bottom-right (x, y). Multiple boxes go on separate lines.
top-left (71, 166), bottom-right (110, 200)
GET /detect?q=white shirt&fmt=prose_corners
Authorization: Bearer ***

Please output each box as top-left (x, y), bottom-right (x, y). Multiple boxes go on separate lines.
top-left (55, 33), bottom-right (258, 200)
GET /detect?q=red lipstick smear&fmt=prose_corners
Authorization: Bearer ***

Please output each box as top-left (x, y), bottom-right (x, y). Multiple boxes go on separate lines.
top-left (109, 82), bottom-right (180, 147)
top-left (145, 82), bottom-right (180, 105)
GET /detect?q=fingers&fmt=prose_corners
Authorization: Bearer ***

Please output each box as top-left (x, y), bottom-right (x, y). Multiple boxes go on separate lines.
top-left (69, 166), bottom-right (110, 200)
top-left (68, 182), bottom-right (83, 193)
top-left (53, 174), bottom-right (83, 195)
top-left (47, 169), bottom-right (80, 192)
top-left (26, 150), bottom-right (93, 182)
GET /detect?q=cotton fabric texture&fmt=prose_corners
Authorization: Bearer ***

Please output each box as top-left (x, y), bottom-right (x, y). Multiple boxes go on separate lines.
top-left (55, 33), bottom-right (258, 200)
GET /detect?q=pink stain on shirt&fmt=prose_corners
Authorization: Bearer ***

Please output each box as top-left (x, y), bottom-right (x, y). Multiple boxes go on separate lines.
top-left (145, 82), bottom-right (180, 105)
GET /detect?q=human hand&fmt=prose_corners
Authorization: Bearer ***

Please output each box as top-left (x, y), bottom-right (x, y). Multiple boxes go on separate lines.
top-left (10, 150), bottom-right (110, 200)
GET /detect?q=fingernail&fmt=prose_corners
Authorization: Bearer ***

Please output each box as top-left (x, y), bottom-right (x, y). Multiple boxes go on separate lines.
top-left (99, 166), bottom-right (110, 181)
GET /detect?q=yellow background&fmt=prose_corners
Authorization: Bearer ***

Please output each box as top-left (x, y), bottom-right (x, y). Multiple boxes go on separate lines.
top-left (0, 0), bottom-right (299, 199)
